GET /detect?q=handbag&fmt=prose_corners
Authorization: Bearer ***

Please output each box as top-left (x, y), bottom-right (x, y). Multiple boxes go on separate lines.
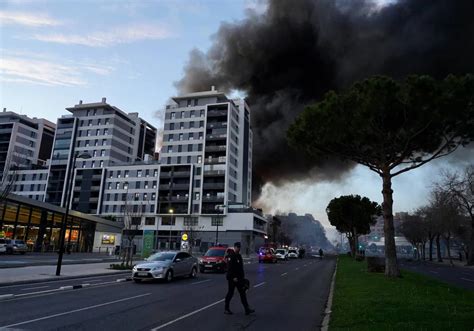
top-left (241, 278), bottom-right (250, 291)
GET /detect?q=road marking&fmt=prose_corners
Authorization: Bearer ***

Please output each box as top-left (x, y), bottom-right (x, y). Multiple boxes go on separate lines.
top-left (191, 279), bottom-right (211, 285)
top-left (150, 299), bottom-right (225, 330)
top-left (0, 293), bottom-right (151, 328)
top-left (253, 282), bottom-right (265, 288)
top-left (295, 267), bottom-right (300, 270)
top-left (303, 264), bottom-right (307, 267)
top-left (461, 278), bottom-right (474, 282)
top-left (281, 272), bottom-right (288, 277)
top-left (0, 274), bottom-right (125, 289)
top-left (20, 286), bottom-right (49, 291)
top-left (429, 271), bottom-right (439, 274)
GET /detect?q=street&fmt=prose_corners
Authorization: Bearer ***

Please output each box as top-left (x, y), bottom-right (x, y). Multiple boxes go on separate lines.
top-left (0, 256), bottom-right (336, 331)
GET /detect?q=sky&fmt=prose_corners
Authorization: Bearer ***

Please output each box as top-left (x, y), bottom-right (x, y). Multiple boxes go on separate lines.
top-left (1, 0), bottom-right (472, 241)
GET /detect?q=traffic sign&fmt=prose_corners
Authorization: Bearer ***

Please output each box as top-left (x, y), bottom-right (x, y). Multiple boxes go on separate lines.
top-left (181, 233), bottom-right (188, 241)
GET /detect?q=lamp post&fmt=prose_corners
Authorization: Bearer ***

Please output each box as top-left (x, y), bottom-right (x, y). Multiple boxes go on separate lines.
top-left (56, 152), bottom-right (91, 276)
top-left (214, 205), bottom-right (226, 246)
top-left (168, 208), bottom-right (174, 250)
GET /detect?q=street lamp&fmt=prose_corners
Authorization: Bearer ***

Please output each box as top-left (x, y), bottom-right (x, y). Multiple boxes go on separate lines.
top-left (168, 208), bottom-right (174, 250)
top-left (56, 152), bottom-right (91, 276)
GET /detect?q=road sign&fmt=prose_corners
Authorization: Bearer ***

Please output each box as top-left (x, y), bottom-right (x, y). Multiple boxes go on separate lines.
top-left (181, 233), bottom-right (188, 241)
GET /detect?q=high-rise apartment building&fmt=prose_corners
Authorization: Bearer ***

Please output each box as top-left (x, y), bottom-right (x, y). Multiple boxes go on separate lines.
top-left (0, 110), bottom-right (55, 179)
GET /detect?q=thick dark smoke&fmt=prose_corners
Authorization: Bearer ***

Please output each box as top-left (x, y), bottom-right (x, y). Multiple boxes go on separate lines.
top-left (175, 0), bottom-right (474, 198)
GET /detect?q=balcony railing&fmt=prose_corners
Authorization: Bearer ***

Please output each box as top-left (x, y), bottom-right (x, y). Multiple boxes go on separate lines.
top-left (159, 196), bottom-right (189, 202)
top-left (206, 122), bottom-right (227, 129)
top-left (203, 182), bottom-right (225, 190)
top-left (207, 110), bottom-right (227, 117)
top-left (160, 171), bottom-right (191, 178)
top-left (204, 157), bottom-right (226, 165)
top-left (202, 196), bottom-right (225, 202)
top-left (205, 145), bottom-right (226, 152)
top-left (159, 183), bottom-right (190, 190)
top-left (203, 170), bottom-right (226, 177)
top-left (206, 134), bottom-right (227, 141)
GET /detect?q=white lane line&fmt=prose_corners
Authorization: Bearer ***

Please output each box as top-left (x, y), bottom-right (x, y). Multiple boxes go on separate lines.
top-left (191, 279), bottom-right (211, 285)
top-left (303, 264), bottom-right (307, 267)
top-left (0, 293), bottom-right (151, 329)
top-left (295, 268), bottom-right (300, 271)
top-left (20, 286), bottom-right (49, 291)
top-left (0, 274), bottom-right (124, 289)
top-left (461, 278), bottom-right (474, 282)
top-left (281, 272), bottom-right (288, 277)
top-left (151, 299), bottom-right (225, 330)
top-left (429, 271), bottom-right (439, 274)
top-left (253, 282), bottom-right (265, 288)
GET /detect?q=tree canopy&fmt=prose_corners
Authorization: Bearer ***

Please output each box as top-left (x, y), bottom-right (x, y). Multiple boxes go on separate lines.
top-left (288, 75), bottom-right (474, 277)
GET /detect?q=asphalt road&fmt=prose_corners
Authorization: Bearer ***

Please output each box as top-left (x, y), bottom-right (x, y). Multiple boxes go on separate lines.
top-left (0, 256), bottom-right (336, 331)
top-left (400, 260), bottom-right (474, 290)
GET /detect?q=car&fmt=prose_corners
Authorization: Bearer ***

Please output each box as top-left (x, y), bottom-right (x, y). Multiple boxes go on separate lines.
top-left (258, 247), bottom-right (277, 263)
top-left (0, 238), bottom-right (6, 254)
top-left (275, 248), bottom-right (288, 261)
top-left (132, 251), bottom-right (198, 283)
top-left (5, 239), bottom-right (28, 255)
top-left (287, 248), bottom-right (299, 259)
top-left (199, 246), bottom-right (233, 273)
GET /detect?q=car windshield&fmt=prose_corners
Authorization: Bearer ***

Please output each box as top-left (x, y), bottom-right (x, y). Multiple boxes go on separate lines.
top-left (289, 250), bottom-right (297, 254)
top-left (15, 240), bottom-right (25, 245)
top-left (147, 252), bottom-right (176, 261)
top-left (276, 250), bottom-right (285, 254)
top-left (205, 249), bottom-right (225, 257)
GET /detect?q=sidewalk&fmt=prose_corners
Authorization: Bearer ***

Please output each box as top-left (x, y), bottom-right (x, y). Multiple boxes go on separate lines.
top-left (0, 262), bottom-right (130, 286)
top-left (426, 258), bottom-right (474, 269)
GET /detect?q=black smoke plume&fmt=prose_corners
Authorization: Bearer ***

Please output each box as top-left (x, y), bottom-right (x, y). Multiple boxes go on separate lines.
top-left (175, 0), bottom-right (474, 198)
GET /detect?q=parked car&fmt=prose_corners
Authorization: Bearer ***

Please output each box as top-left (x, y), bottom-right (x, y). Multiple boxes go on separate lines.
top-left (275, 248), bottom-right (288, 261)
top-left (199, 246), bottom-right (233, 273)
top-left (287, 248), bottom-right (299, 259)
top-left (0, 238), bottom-right (7, 254)
top-left (132, 251), bottom-right (198, 283)
top-left (6, 239), bottom-right (28, 255)
top-left (258, 247), bottom-right (277, 263)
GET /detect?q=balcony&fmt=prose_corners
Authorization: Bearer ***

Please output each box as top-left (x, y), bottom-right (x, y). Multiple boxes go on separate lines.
top-left (203, 182), bottom-right (225, 190)
top-left (205, 145), bottom-right (226, 152)
top-left (204, 157), bottom-right (226, 165)
top-left (160, 171), bottom-right (191, 178)
top-left (207, 110), bottom-right (227, 117)
top-left (202, 196), bottom-right (225, 203)
top-left (203, 170), bottom-right (226, 177)
top-left (206, 134), bottom-right (227, 141)
top-left (201, 208), bottom-right (224, 215)
top-left (159, 183), bottom-right (190, 190)
top-left (159, 196), bottom-right (189, 202)
top-left (206, 122), bottom-right (227, 129)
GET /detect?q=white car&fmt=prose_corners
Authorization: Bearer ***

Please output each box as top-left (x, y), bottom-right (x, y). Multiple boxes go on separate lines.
top-left (0, 238), bottom-right (6, 254)
top-left (287, 249), bottom-right (299, 259)
top-left (275, 248), bottom-right (288, 260)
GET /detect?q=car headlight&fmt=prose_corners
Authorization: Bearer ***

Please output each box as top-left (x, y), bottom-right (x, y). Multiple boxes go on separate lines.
top-left (152, 266), bottom-right (163, 272)
top-left (199, 259), bottom-right (204, 264)
top-left (132, 265), bottom-right (138, 271)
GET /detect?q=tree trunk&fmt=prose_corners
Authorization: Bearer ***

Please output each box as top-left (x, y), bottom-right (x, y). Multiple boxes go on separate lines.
top-left (429, 237), bottom-right (434, 261)
top-left (468, 219), bottom-right (474, 266)
top-left (381, 172), bottom-right (400, 277)
top-left (436, 234), bottom-right (443, 262)
top-left (348, 235), bottom-right (356, 257)
top-left (422, 242), bottom-right (426, 260)
top-left (354, 232), bottom-right (359, 257)
top-left (445, 235), bottom-right (453, 266)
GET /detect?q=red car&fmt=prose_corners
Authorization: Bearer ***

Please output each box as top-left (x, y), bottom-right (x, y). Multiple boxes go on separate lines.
top-left (199, 246), bottom-right (233, 273)
top-left (258, 247), bottom-right (277, 263)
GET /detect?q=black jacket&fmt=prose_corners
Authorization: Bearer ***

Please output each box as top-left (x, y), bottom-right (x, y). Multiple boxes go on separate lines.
top-left (226, 250), bottom-right (245, 281)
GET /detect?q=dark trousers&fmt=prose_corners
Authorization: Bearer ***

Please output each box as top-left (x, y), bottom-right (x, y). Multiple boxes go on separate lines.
top-left (225, 279), bottom-right (249, 310)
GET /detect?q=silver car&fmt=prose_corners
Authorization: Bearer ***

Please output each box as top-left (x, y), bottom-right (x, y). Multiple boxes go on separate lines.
top-left (132, 251), bottom-right (198, 283)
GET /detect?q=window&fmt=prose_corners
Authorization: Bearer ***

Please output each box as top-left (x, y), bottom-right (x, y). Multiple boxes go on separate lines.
top-left (189, 133), bottom-right (194, 140)
top-left (195, 179), bottom-right (201, 188)
top-left (143, 193), bottom-right (148, 200)
top-left (187, 156), bottom-right (191, 163)
top-left (167, 146), bottom-right (173, 153)
top-left (131, 217), bottom-right (141, 225)
top-left (82, 161), bottom-right (87, 168)
top-left (137, 170), bottom-right (142, 177)
top-left (197, 156), bottom-right (202, 164)
top-left (95, 140), bottom-right (99, 146)
top-left (189, 121), bottom-right (195, 128)
top-left (102, 139), bottom-right (107, 146)
top-left (100, 160), bottom-right (104, 168)
top-left (125, 170), bottom-right (129, 178)
top-left (96, 129), bottom-right (100, 135)
top-left (87, 130), bottom-right (91, 136)
top-left (190, 110), bottom-right (195, 118)
top-left (109, 171), bottom-right (113, 178)
top-left (198, 144), bottom-right (203, 151)
top-left (154, 170), bottom-right (158, 177)
top-left (171, 112), bottom-right (176, 119)
top-left (101, 150), bottom-right (105, 157)
top-left (104, 128), bottom-right (109, 135)
top-left (177, 156), bottom-right (181, 164)
top-left (146, 170), bottom-right (149, 177)
top-left (93, 109), bottom-right (97, 116)
top-left (117, 171), bottom-right (121, 178)
top-left (123, 182), bottom-right (128, 189)
top-left (88, 120), bottom-right (92, 126)
top-left (170, 123), bottom-right (174, 130)
top-left (184, 217), bottom-right (198, 226)
top-left (200, 109), bottom-right (205, 117)
top-left (151, 193), bottom-right (156, 200)
top-left (199, 132), bottom-right (203, 140)
top-left (98, 119), bottom-right (102, 125)
top-left (152, 181), bottom-right (157, 189)
top-left (181, 111), bottom-right (185, 118)
top-left (134, 193), bottom-right (140, 201)
top-left (32, 174), bottom-right (37, 180)
top-left (145, 217), bottom-right (155, 225)
top-left (180, 123), bottom-right (184, 130)
top-left (179, 133), bottom-right (183, 141)
top-left (86, 110), bottom-right (90, 116)
top-left (135, 182), bottom-right (141, 189)
top-left (178, 145), bottom-right (182, 152)
top-left (91, 161), bottom-right (95, 168)
top-left (195, 192), bottom-right (200, 200)
top-left (161, 216), bottom-right (175, 226)
top-left (105, 118), bottom-right (110, 125)
top-left (116, 183), bottom-right (120, 189)
top-left (85, 140), bottom-right (90, 147)
top-left (211, 217), bottom-right (224, 227)
top-left (93, 150), bottom-right (97, 157)
top-left (187, 144), bottom-right (193, 152)
top-left (144, 182), bottom-right (149, 189)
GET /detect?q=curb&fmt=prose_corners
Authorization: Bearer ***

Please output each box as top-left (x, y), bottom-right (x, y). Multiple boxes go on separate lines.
top-left (0, 258), bottom-right (122, 269)
top-left (321, 258), bottom-right (338, 331)
top-left (0, 270), bottom-right (130, 288)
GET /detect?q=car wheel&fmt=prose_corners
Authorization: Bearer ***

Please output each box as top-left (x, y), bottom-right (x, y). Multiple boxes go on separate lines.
top-left (165, 270), bottom-right (173, 282)
top-left (134, 279), bottom-right (142, 283)
top-left (200, 267), bottom-right (205, 273)
top-left (190, 267), bottom-right (197, 278)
